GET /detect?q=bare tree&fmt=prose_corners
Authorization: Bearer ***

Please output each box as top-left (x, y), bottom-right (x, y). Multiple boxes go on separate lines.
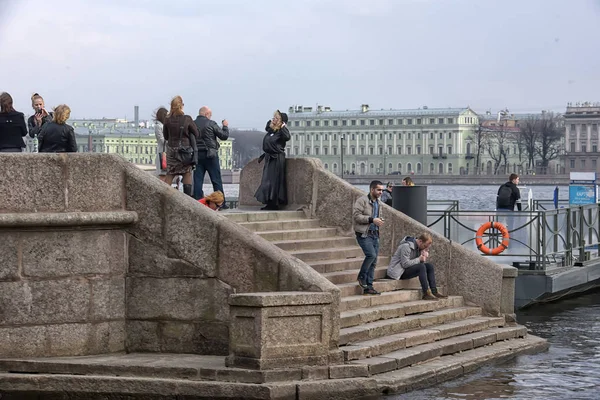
top-left (536, 112), bottom-right (563, 173)
top-left (519, 116), bottom-right (540, 171)
top-left (518, 112), bottom-right (563, 174)
top-left (484, 123), bottom-right (514, 175)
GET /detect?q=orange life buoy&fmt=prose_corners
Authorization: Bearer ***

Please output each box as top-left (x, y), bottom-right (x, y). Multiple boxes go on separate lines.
top-left (475, 221), bottom-right (510, 255)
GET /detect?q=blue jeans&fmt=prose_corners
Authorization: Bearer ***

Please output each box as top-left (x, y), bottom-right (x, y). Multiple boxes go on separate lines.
top-left (401, 263), bottom-right (436, 293)
top-left (193, 150), bottom-right (224, 200)
top-left (356, 233), bottom-right (379, 288)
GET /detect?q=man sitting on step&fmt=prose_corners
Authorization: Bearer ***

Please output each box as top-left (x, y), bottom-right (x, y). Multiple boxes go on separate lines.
top-left (386, 232), bottom-right (447, 301)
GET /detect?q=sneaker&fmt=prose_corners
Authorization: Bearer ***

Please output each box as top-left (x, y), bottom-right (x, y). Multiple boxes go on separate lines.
top-left (363, 288), bottom-right (381, 295)
top-left (220, 203), bottom-right (230, 210)
top-left (357, 278), bottom-right (368, 289)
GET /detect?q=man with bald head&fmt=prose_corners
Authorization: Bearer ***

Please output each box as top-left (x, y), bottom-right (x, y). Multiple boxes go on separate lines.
top-left (193, 106), bottom-right (230, 202)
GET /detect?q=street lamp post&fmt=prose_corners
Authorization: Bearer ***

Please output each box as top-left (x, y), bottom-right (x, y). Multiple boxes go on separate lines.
top-left (341, 134), bottom-right (345, 179)
top-left (383, 151), bottom-right (387, 175)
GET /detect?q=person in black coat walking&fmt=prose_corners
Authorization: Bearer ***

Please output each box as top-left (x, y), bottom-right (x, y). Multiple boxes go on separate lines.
top-left (0, 92), bottom-right (27, 153)
top-left (254, 110), bottom-right (291, 210)
top-left (38, 105), bottom-right (77, 153)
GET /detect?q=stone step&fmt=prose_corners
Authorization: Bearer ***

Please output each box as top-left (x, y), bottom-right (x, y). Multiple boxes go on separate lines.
top-left (324, 267), bottom-right (389, 285)
top-left (340, 296), bottom-right (464, 329)
top-left (341, 315), bottom-right (506, 361)
top-left (339, 307), bottom-right (489, 346)
top-left (308, 256), bottom-right (390, 274)
top-left (337, 278), bottom-right (422, 297)
top-left (256, 227), bottom-right (339, 241)
top-left (238, 218), bottom-right (320, 232)
top-left (340, 289), bottom-right (424, 313)
top-left (223, 210), bottom-right (306, 223)
top-left (271, 237), bottom-right (358, 251)
top-left (289, 246), bottom-right (364, 262)
top-left (351, 325), bottom-right (528, 376)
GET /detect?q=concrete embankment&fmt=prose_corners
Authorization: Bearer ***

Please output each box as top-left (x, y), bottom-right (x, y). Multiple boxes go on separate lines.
top-left (343, 175), bottom-right (569, 186)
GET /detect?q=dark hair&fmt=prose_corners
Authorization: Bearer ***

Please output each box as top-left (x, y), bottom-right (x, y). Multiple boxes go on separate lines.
top-left (0, 92), bottom-right (15, 113)
top-left (153, 107), bottom-right (168, 124)
top-left (370, 180), bottom-right (384, 190)
top-left (386, 182), bottom-right (393, 187)
top-left (509, 173), bottom-right (519, 182)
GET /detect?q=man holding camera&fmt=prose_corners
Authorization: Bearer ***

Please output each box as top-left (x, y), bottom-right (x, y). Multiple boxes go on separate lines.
top-left (353, 180), bottom-right (385, 295)
top-left (193, 106), bottom-right (229, 205)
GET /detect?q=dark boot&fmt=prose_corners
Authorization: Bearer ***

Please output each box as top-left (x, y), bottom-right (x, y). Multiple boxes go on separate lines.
top-left (432, 288), bottom-right (448, 299)
top-left (183, 184), bottom-right (193, 197)
top-left (422, 289), bottom-right (438, 301)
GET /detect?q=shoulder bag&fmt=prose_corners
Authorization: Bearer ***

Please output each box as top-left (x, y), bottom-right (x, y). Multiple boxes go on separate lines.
top-left (175, 116), bottom-right (197, 166)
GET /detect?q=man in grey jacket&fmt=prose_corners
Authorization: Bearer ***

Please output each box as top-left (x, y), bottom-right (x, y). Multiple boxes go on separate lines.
top-left (386, 232), bottom-right (447, 300)
top-left (193, 106), bottom-right (229, 202)
top-left (353, 180), bottom-right (385, 295)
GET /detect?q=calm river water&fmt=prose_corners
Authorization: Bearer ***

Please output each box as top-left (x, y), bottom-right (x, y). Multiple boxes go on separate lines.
top-left (218, 183), bottom-right (599, 399)
top-left (388, 290), bottom-right (600, 400)
top-left (218, 184), bottom-right (569, 211)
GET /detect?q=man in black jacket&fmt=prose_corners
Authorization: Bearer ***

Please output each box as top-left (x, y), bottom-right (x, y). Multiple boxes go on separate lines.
top-left (496, 173), bottom-right (522, 211)
top-left (193, 106), bottom-right (229, 202)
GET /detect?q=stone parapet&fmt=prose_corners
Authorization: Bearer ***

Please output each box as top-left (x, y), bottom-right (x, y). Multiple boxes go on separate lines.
top-left (240, 157), bottom-right (514, 316)
top-left (226, 292), bottom-right (333, 370)
top-left (0, 154), bottom-right (340, 358)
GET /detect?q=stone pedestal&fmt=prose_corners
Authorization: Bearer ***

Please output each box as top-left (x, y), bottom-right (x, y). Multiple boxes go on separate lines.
top-left (226, 292), bottom-right (333, 370)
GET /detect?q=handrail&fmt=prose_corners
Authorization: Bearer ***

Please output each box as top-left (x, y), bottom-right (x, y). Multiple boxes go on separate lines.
top-left (427, 202), bottom-right (600, 271)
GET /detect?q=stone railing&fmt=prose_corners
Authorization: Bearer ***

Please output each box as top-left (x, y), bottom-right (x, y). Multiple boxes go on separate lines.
top-left (240, 157), bottom-right (515, 316)
top-left (0, 211), bottom-right (135, 357)
top-left (0, 154), bottom-right (340, 361)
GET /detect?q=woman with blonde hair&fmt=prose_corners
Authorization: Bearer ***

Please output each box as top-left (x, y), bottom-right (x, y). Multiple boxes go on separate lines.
top-left (254, 110), bottom-right (291, 210)
top-left (198, 191), bottom-right (225, 211)
top-left (38, 105), bottom-right (77, 153)
top-left (0, 92), bottom-right (27, 152)
top-left (402, 176), bottom-right (415, 186)
top-left (28, 93), bottom-right (53, 139)
top-left (162, 96), bottom-right (199, 197)
top-left (153, 107), bottom-right (168, 182)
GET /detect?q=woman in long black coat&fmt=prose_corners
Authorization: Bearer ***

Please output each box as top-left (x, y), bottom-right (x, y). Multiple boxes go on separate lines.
top-left (255, 110), bottom-right (291, 210)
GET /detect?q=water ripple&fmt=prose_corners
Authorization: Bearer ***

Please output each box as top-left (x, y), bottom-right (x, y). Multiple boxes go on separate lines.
top-left (387, 291), bottom-right (600, 400)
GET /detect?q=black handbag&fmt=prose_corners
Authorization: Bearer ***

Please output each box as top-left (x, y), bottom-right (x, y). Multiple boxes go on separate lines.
top-left (175, 116), bottom-right (197, 166)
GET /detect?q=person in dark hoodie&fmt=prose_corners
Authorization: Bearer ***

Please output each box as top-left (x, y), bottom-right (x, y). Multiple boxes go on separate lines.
top-left (0, 92), bottom-right (27, 152)
top-left (386, 232), bottom-right (447, 300)
top-left (496, 174), bottom-right (522, 211)
top-left (193, 106), bottom-right (229, 203)
top-left (28, 93), bottom-right (53, 140)
top-left (38, 104), bottom-right (77, 153)
top-left (254, 110), bottom-right (291, 210)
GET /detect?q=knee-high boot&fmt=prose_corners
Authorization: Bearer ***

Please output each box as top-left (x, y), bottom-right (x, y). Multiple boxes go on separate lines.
top-left (183, 184), bottom-right (193, 197)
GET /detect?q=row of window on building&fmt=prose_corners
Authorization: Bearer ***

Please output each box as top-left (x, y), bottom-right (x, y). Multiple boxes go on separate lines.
top-left (322, 161), bottom-right (456, 175)
top-left (569, 123), bottom-right (599, 133)
top-left (290, 144), bottom-right (457, 156)
top-left (295, 131), bottom-right (455, 142)
top-left (569, 159), bottom-right (598, 169)
top-left (291, 117), bottom-right (456, 128)
top-left (569, 143), bottom-right (599, 153)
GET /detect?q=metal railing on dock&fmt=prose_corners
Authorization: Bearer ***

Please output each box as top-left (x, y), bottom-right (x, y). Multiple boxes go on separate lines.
top-left (427, 201), bottom-right (600, 271)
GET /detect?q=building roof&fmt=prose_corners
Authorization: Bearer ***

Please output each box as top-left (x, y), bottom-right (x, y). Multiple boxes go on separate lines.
top-left (287, 107), bottom-right (469, 119)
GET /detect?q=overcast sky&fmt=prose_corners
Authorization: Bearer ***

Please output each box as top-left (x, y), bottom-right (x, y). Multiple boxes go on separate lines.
top-left (1, 0), bottom-right (599, 128)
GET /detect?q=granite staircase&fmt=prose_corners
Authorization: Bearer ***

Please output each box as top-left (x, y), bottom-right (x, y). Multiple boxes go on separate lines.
top-left (226, 209), bottom-right (543, 385)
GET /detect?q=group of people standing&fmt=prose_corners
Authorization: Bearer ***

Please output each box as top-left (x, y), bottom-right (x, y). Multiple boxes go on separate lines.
top-left (0, 92), bottom-right (77, 153)
top-left (152, 95), bottom-right (291, 210)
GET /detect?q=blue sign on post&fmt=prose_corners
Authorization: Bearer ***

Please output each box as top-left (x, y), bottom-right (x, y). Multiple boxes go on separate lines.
top-left (569, 172), bottom-right (597, 205)
top-left (569, 185), bottom-right (596, 205)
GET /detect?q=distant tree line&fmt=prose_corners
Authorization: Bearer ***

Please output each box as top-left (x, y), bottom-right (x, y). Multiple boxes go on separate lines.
top-left (471, 112), bottom-right (563, 175)
top-left (229, 129), bottom-right (264, 169)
